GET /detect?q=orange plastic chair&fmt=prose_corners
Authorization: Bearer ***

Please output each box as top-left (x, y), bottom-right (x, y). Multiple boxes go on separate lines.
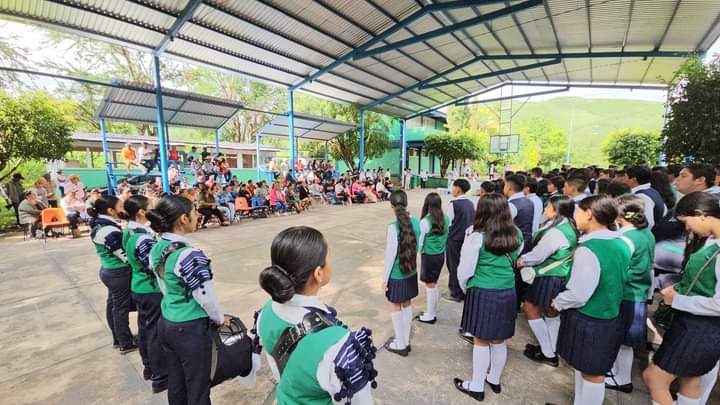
top-left (234, 197), bottom-right (253, 220)
top-left (41, 208), bottom-right (70, 243)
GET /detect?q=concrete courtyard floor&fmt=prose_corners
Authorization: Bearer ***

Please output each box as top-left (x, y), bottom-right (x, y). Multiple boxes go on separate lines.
top-left (1, 189), bottom-right (718, 405)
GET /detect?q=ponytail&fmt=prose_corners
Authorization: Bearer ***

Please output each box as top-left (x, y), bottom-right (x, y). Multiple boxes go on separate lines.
top-left (87, 195), bottom-right (120, 219)
top-left (123, 195), bottom-right (149, 222)
top-left (390, 191), bottom-right (417, 275)
top-left (146, 194), bottom-right (194, 234)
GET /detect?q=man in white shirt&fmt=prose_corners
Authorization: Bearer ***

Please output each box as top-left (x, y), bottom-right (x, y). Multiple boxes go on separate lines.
top-left (61, 190), bottom-right (87, 237)
top-left (524, 177), bottom-right (544, 234)
top-left (627, 165), bottom-right (667, 228)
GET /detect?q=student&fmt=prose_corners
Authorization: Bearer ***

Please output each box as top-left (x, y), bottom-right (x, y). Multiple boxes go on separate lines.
top-left (564, 176), bottom-right (589, 205)
top-left (517, 195), bottom-right (578, 367)
top-left (147, 195), bottom-right (226, 405)
top-left (382, 190), bottom-right (421, 356)
top-left (553, 195), bottom-right (632, 405)
top-left (605, 194), bottom-right (655, 394)
top-left (445, 179), bottom-right (474, 302)
top-left (88, 195), bottom-right (137, 353)
top-left (524, 177), bottom-right (544, 234)
top-left (643, 192), bottom-right (720, 405)
top-left (415, 192), bottom-right (449, 324)
top-left (504, 174), bottom-right (534, 253)
top-left (627, 165), bottom-right (667, 228)
top-left (478, 181), bottom-right (495, 197)
top-left (257, 226), bottom-right (377, 404)
top-left (121, 195), bottom-right (168, 393)
top-left (548, 176), bottom-right (565, 198)
top-left (454, 193), bottom-right (524, 401)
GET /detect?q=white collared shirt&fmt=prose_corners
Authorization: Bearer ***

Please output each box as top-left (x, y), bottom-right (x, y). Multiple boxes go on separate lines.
top-left (526, 193), bottom-right (544, 233)
top-left (447, 194), bottom-right (469, 223)
top-left (632, 183), bottom-right (666, 228)
top-left (508, 192), bottom-right (525, 219)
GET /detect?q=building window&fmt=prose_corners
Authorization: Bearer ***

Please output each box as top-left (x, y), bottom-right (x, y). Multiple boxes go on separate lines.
top-left (242, 154), bottom-right (256, 168)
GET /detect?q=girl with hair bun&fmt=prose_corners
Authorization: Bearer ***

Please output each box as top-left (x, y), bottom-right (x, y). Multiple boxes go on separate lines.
top-left (605, 194), bottom-right (655, 394)
top-left (517, 194), bottom-right (578, 367)
top-left (454, 193), bottom-right (523, 401)
top-left (644, 192), bottom-right (720, 405)
top-left (552, 195), bottom-right (632, 405)
top-left (121, 195), bottom-right (167, 393)
top-left (382, 190), bottom-right (421, 356)
top-left (89, 194), bottom-right (136, 354)
top-left (257, 226), bottom-right (377, 404)
top-left (147, 194), bottom-right (233, 405)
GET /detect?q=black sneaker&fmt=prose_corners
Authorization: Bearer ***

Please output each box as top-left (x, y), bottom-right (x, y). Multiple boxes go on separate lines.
top-left (119, 343), bottom-right (138, 354)
top-left (152, 380), bottom-right (168, 394)
top-left (523, 348), bottom-right (559, 367)
top-left (453, 378), bottom-right (484, 401)
top-left (605, 382), bottom-right (633, 393)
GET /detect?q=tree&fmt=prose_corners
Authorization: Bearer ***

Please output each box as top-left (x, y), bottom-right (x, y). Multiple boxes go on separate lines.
top-left (516, 117), bottom-right (568, 169)
top-left (424, 132), bottom-right (479, 177)
top-left (662, 56), bottom-right (720, 163)
top-left (603, 128), bottom-right (662, 166)
top-left (0, 23), bottom-right (28, 90)
top-left (0, 91), bottom-right (75, 181)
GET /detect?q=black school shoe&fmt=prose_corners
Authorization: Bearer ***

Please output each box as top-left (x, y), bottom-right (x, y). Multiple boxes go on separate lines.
top-left (152, 380), bottom-right (168, 394)
top-left (118, 343), bottom-right (138, 354)
top-left (525, 343), bottom-right (540, 353)
top-left (453, 378), bottom-right (484, 401)
top-left (485, 379), bottom-right (501, 394)
top-left (458, 331), bottom-right (474, 345)
top-left (442, 293), bottom-right (464, 303)
top-left (523, 347), bottom-right (559, 367)
top-left (143, 368), bottom-right (152, 381)
top-left (383, 337), bottom-right (410, 357)
top-left (414, 313), bottom-right (437, 324)
top-left (605, 382), bottom-right (633, 393)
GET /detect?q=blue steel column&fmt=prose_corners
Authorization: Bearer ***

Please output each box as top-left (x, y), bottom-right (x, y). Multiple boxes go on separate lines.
top-left (324, 141), bottom-right (329, 161)
top-left (99, 117), bottom-right (113, 194)
top-left (400, 119), bottom-right (407, 178)
top-left (256, 133), bottom-right (261, 182)
top-left (288, 91), bottom-right (295, 176)
top-left (214, 128), bottom-right (221, 156)
top-left (152, 55), bottom-right (170, 193)
top-left (359, 110), bottom-right (365, 172)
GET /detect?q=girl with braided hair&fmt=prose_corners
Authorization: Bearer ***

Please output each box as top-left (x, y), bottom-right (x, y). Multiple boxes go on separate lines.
top-left (382, 190), bottom-right (421, 356)
top-left (257, 226), bottom-right (377, 404)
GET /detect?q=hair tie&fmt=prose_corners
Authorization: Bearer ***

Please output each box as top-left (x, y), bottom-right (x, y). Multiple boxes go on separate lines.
top-left (623, 211), bottom-right (636, 220)
top-left (273, 264), bottom-right (293, 281)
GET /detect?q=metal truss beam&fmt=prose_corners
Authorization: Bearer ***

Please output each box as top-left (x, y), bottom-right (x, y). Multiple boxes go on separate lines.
top-left (419, 58), bottom-right (561, 90)
top-left (455, 86), bottom-right (569, 105)
top-left (154, 0), bottom-right (203, 55)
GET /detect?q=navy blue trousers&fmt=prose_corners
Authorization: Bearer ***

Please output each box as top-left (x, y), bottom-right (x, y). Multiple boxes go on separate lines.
top-left (445, 239), bottom-right (465, 299)
top-left (133, 292), bottom-right (167, 383)
top-left (99, 267), bottom-right (133, 347)
top-left (159, 316), bottom-right (212, 405)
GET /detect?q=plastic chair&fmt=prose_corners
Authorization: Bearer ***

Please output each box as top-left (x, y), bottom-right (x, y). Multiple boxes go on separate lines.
top-left (234, 197), bottom-right (253, 220)
top-left (41, 208), bottom-right (70, 244)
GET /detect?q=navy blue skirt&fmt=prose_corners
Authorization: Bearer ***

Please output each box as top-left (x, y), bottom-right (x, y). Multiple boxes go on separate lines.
top-left (420, 253), bottom-right (445, 283)
top-left (461, 287), bottom-right (517, 340)
top-left (654, 310), bottom-right (720, 377)
top-left (386, 273), bottom-right (419, 304)
top-left (619, 300), bottom-right (647, 350)
top-left (523, 276), bottom-right (565, 311)
top-left (557, 309), bottom-right (622, 376)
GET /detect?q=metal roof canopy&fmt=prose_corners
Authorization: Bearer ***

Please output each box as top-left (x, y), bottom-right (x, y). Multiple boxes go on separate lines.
top-left (96, 80), bottom-right (244, 130)
top-left (70, 132), bottom-right (279, 153)
top-left (258, 113), bottom-right (357, 142)
top-left (4, 0), bottom-right (719, 120)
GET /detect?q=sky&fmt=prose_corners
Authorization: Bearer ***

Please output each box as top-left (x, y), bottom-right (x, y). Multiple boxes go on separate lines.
top-left (1, 18), bottom-right (720, 105)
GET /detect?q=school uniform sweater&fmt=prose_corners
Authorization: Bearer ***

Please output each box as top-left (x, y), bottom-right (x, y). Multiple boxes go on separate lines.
top-left (672, 239), bottom-right (720, 316)
top-left (91, 215), bottom-right (128, 269)
top-left (447, 196), bottom-right (474, 241)
top-left (457, 228), bottom-right (524, 291)
top-left (418, 214), bottom-right (449, 255)
top-left (383, 216), bottom-right (421, 281)
top-left (122, 221), bottom-right (159, 294)
top-left (521, 219), bottom-right (577, 279)
top-left (619, 225), bottom-right (656, 302)
top-left (632, 183), bottom-right (667, 229)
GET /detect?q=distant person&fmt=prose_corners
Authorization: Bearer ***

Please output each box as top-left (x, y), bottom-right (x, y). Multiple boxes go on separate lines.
top-left (445, 179), bottom-right (474, 302)
top-left (18, 190), bottom-right (46, 238)
top-left (121, 143), bottom-right (143, 173)
top-left (3, 173), bottom-right (25, 225)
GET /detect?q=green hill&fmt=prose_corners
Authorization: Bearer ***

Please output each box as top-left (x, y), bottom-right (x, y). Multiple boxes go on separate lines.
top-left (512, 97), bottom-right (665, 166)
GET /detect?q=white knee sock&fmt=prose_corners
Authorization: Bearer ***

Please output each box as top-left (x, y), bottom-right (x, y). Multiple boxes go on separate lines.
top-left (389, 311), bottom-right (406, 349)
top-left (609, 345), bottom-right (634, 386)
top-left (676, 393), bottom-right (701, 405)
top-left (464, 345), bottom-right (489, 392)
top-left (402, 305), bottom-right (412, 345)
top-left (487, 343), bottom-right (507, 385)
top-left (579, 379), bottom-right (605, 405)
top-left (421, 287), bottom-right (438, 320)
top-left (699, 361), bottom-right (719, 405)
top-left (573, 371), bottom-right (584, 405)
top-left (545, 316), bottom-right (561, 353)
top-left (528, 319), bottom-right (554, 358)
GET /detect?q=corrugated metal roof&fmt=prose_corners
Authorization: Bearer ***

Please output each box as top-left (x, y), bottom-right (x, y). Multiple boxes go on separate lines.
top-left (258, 112), bottom-right (357, 142)
top-left (95, 81), bottom-right (243, 129)
top-left (2, 0), bottom-right (719, 118)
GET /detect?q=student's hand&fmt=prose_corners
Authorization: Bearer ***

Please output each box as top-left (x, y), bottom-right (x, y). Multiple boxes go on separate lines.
top-left (515, 257), bottom-right (524, 268)
top-left (382, 281), bottom-right (387, 292)
top-left (661, 286), bottom-right (677, 305)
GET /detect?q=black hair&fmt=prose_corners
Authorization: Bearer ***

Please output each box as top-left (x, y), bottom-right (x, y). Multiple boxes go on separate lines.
top-left (480, 181), bottom-right (495, 194)
top-left (390, 190), bottom-right (417, 275)
top-left (530, 167), bottom-right (543, 177)
top-left (421, 192), bottom-right (445, 235)
top-left (651, 169), bottom-right (676, 209)
top-left (146, 194), bottom-right (194, 234)
top-left (493, 179), bottom-right (505, 193)
top-left (473, 193), bottom-right (520, 255)
top-left (549, 176), bottom-right (565, 192)
top-left (596, 178), bottom-right (611, 195)
top-left (452, 178), bottom-right (470, 193)
top-left (605, 180), bottom-right (632, 198)
top-left (626, 165), bottom-right (652, 185)
top-left (685, 163), bottom-right (716, 188)
top-left (544, 194), bottom-right (578, 232)
top-left (536, 179), bottom-right (549, 197)
top-left (87, 195), bottom-right (120, 218)
top-left (565, 177), bottom-right (588, 193)
top-left (577, 195), bottom-right (619, 231)
top-left (506, 174), bottom-right (526, 192)
top-left (616, 194), bottom-right (649, 229)
top-left (258, 226), bottom-right (328, 303)
top-left (122, 195), bottom-right (150, 221)
top-left (675, 192), bottom-right (720, 268)
top-left (525, 177), bottom-right (538, 194)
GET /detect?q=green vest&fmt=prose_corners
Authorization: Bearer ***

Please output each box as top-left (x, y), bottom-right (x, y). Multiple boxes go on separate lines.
top-left (621, 227), bottom-right (656, 302)
top-left (259, 300), bottom-right (348, 405)
top-left (675, 242), bottom-right (720, 298)
top-left (150, 238), bottom-right (208, 322)
top-left (122, 226), bottom-right (160, 295)
top-left (532, 222), bottom-right (577, 279)
top-left (93, 224), bottom-right (127, 269)
top-left (466, 228), bottom-right (523, 290)
top-left (577, 237), bottom-right (632, 319)
top-left (421, 215), bottom-right (449, 255)
top-left (390, 216), bottom-right (422, 280)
